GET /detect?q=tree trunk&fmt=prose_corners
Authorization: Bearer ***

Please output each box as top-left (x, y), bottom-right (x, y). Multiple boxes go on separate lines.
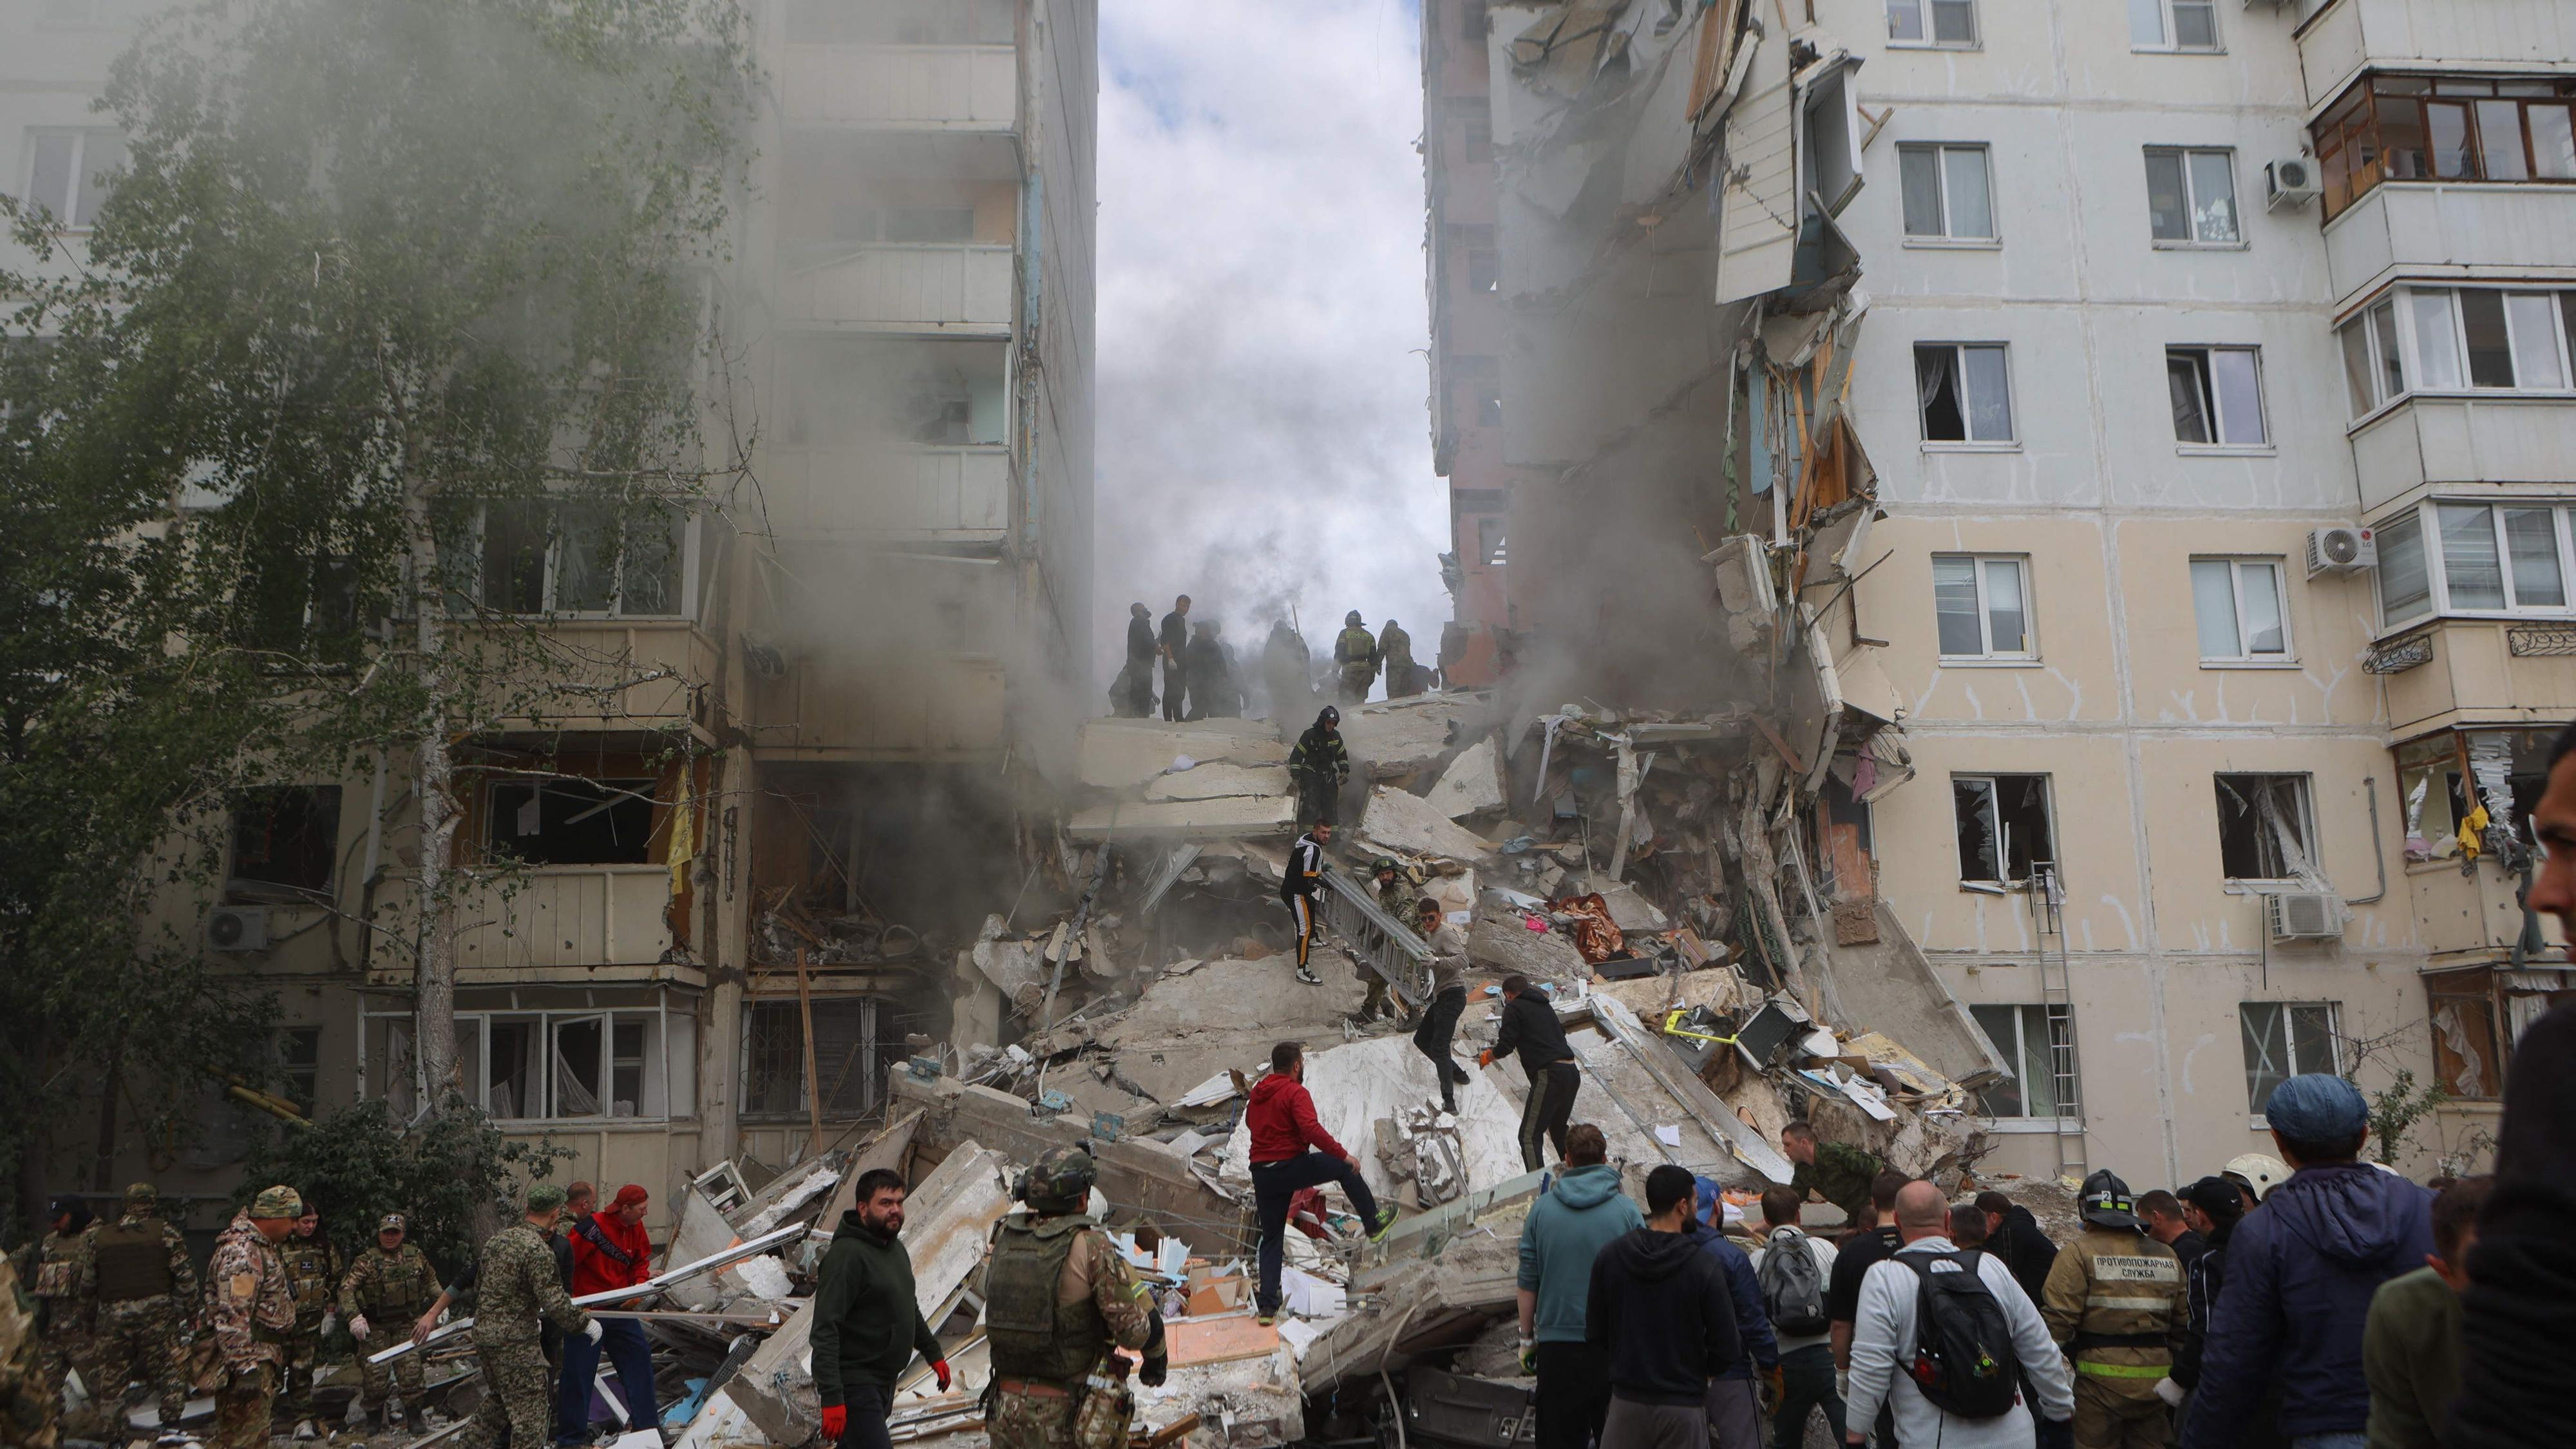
top-left (90, 1035), bottom-right (123, 1193)
top-left (407, 495), bottom-right (462, 1110)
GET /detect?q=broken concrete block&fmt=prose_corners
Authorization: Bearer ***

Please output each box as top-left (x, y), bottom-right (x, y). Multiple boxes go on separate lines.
top-left (1592, 880), bottom-right (1670, 934)
top-left (1336, 694), bottom-right (1487, 779)
top-left (1466, 907), bottom-right (1591, 982)
top-left (900, 1142), bottom-right (1016, 1313)
top-left (1356, 785), bottom-right (1496, 862)
top-left (1423, 737), bottom-right (1506, 819)
top-left (1143, 761), bottom-right (1294, 802)
top-left (1217, 1036), bottom-right (1525, 1206)
top-left (1068, 794), bottom-right (1296, 838)
top-left (1079, 718), bottom-right (1289, 790)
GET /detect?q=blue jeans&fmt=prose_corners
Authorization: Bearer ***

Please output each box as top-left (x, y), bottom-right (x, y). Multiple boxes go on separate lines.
top-left (1251, 1152), bottom-right (1381, 1316)
top-left (556, 1318), bottom-right (656, 1443)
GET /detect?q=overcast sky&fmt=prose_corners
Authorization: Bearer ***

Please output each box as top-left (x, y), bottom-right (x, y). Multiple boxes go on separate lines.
top-left (1090, 0), bottom-right (1449, 691)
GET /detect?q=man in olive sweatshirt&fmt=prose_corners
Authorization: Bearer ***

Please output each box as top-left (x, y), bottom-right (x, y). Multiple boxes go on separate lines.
top-left (812, 1170), bottom-right (951, 1449)
top-left (2363, 1175), bottom-right (2491, 1449)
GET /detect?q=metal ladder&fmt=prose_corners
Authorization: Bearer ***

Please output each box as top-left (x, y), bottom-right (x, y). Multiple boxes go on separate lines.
top-left (2028, 862), bottom-right (2088, 1184)
top-left (1318, 869), bottom-right (1431, 1009)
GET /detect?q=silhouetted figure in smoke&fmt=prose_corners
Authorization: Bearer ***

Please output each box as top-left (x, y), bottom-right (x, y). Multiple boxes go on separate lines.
top-left (1262, 621), bottom-right (1316, 723)
top-left (1183, 621), bottom-right (1240, 719)
top-left (1378, 618), bottom-right (1418, 697)
top-left (1111, 602), bottom-right (1157, 717)
top-left (1158, 595), bottom-right (1192, 721)
top-left (1332, 610), bottom-right (1379, 704)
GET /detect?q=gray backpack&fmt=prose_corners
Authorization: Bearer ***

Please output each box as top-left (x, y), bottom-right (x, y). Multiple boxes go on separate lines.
top-left (1759, 1226), bottom-right (1830, 1335)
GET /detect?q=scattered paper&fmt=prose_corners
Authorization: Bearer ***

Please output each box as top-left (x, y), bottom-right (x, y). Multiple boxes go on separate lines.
top-left (1653, 1125), bottom-right (1683, 1148)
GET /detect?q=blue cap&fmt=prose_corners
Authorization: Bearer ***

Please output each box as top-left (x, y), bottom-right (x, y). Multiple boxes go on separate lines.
top-left (2264, 1074), bottom-right (2369, 1144)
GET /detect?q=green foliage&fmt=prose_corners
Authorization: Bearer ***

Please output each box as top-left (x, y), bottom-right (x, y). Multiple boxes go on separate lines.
top-left (2365, 1066), bottom-right (2450, 1168)
top-left (236, 1095), bottom-right (572, 1277)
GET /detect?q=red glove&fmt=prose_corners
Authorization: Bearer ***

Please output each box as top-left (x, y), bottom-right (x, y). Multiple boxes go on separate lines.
top-left (1477, 1049), bottom-right (1493, 1068)
top-left (933, 1360), bottom-right (952, 1392)
top-left (820, 1405), bottom-right (846, 1441)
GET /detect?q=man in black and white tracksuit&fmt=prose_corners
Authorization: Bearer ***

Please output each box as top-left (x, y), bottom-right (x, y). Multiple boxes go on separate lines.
top-left (1280, 822), bottom-right (1332, 986)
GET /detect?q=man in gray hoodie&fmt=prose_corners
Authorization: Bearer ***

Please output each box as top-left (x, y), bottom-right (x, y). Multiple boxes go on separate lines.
top-left (1517, 1125), bottom-right (1644, 1449)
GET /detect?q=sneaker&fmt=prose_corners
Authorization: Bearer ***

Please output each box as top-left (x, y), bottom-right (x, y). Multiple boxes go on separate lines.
top-left (1255, 1309), bottom-right (1279, 1327)
top-left (1294, 964), bottom-right (1321, 985)
top-left (293, 1421), bottom-right (319, 1441)
top-left (1368, 1206), bottom-right (1403, 1242)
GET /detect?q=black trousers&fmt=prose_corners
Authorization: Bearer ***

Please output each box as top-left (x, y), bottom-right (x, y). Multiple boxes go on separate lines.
top-left (1160, 660), bottom-right (1188, 721)
top-left (832, 1384), bottom-right (893, 1449)
top-left (1413, 986), bottom-right (1470, 1104)
top-left (1251, 1153), bottom-right (1381, 1315)
top-left (1533, 1341), bottom-right (1613, 1449)
top-left (1296, 773), bottom-right (1339, 828)
top-left (1519, 1062), bottom-right (1579, 1171)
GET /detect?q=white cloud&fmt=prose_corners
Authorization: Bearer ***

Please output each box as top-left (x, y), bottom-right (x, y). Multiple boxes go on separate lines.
top-left (1091, 0), bottom-right (1448, 696)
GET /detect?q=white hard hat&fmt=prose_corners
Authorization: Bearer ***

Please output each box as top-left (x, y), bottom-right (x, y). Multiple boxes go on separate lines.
top-left (2222, 1153), bottom-right (2289, 1201)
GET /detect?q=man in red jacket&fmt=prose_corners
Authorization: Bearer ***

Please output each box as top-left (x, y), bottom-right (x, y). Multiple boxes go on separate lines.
top-left (557, 1184), bottom-right (657, 1446)
top-left (1248, 1042), bottom-right (1398, 1324)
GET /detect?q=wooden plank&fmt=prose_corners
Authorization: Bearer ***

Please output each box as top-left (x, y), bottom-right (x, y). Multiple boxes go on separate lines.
top-left (797, 947), bottom-right (824, 1156)
top-left (1164, 1314), bottom-right (1282, 1367)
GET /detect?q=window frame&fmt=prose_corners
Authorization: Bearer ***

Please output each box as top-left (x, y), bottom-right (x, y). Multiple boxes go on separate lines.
top-left (440, 497), bottom-right (697, 620)
top-left (2213, 772), bottom-right (2320, 885)
top-left (1931, 553), bottom-right (2036, 661)
top-left (1913, 341), bottom-right (2018, 447)
top-left (2129, 0), bottom-right (2222, 54)
top-left (276, 1026), bottom-right (322, 1117)
top-left (2313, 73), bottom-right (2576, 220)
top-left (2374, 499), bottom-right (2576, 629)
top-left (225, 785), bottom-right (346, 904)
top-left (19, 126), bottom-right (124, 230)
top-left (482, 774), bottom-right (662, 867)
top-left (1897, 142), bottom-right (1998, 246)
top-left (2239, 1000), bottom-right (2343, 1119)
top-left (740, 994), bottom-right (911, 1120)
top-left (2166, 345), bottom-right (2270, 450)
top-left (2340, 285), bottom-right (2576, 424)
top-left (1951, 772), bottom-right (2058, 887)
top-left (2190, 556), bottom-right (2295, 664)
top-left (371, 999), bottom-right (691, 1122)
top-left (1884, 0), bottom-right (1979, 50)
top-left (1968, 1003), bottom-right (2079, 1121)
top-left (2144, 146), bottom-right (2242, 247)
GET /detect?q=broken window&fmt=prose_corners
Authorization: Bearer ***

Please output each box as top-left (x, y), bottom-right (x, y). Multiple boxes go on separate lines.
top-left (1914, 343), bottom-right (2014, 442)
top-left (2191, 558), bottom-right (2289, 661)
top-left (2168, 347), bottom-right (2266, 446)
top-left (1953, 773), bottom-right (2054, 884)
top-left (463, 499), bottom-right (685, 617)
top-left (1477, 516), bottom-right (1508, 566)
top-left (1899, 144), bottom-right (1994, 242)
top-left (2214, 774), bottom-right (2315, 882)
top-left (2145, 147), bottom-right (2238, 243)
top-left (2240, 1001), bottom-right (2340, 1115)
top-left (275, 1026), bottom-right (321, 1117)
top-left (1467, 247), bottom-right (1499, 292)
top-left (486, 777), bottom-right (657, 866)
top-left (397, 1001), bottom-right (690, 1120)
top-left (742, 997), bottom-right (905, 1118)
top-left (1932, 554), bottom-right (2031, 658)
top-left (2427, 973), bottom-right (2503, 1099)
top-left (227, 786), bottom-right (343, 902)
top-left (1969, 1004), bottom-right (2074, 1119)
top-left (1886, 0), bottom-right (1976, 48)
top-left (21, 128), bottom-right (124, 228)
top-left (2130, 0), bottom-right (2219, 53)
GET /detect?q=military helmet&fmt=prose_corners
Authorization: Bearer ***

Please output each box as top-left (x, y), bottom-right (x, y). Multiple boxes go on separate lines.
top-left (1019, 1146), bottom-right (1098, 1213)
top-left (1345, 610), bottom-right (1364, 627)
top-left (1374, 857), bottom-right (1399, 876)
top-left (124, 1182), bottom-right (158, 1208)
top-left (2079, 1170), bottom-right (2141, 1230)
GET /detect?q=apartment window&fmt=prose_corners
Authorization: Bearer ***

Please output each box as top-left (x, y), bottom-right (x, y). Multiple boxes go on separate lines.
top-left (2376, 500), bottom-right (2576, 627)
top-left (276, 1027), bottom-right (321, 1117)
top-left (1969, 1005), bottom-right (2075, 1119)
top-left (2129, 0), bottom-right (2218, 52)
top-left (1914, 343), bottom-right (2014, 443)
top-left (2214, 774), bottom-right (2316, 882)
top-left (2409, 288), bottom-right (2571, 392)
top-left (1898, 144), bottom-right (1995, 242)
top-left (2191, 558), bottom-right (2289, 662)
top-left (1932, 554), bottom-right (2031, 659)
top-left (2376, 508), bottom-right (2434, 626)
top-left (1477, 516), bottom-right (1508, 565)
top-left (459, 498), bottom-right (687, 618)
top-left (1462, 0), bottom-right (1488, 41)
top-left (486, 777), bottom-right (657, 866)
top-left (2313, 75), bottom-right (2576, 218)
top-left (227, 786), bottom-right (343, 903)
top-left (744, 997), bottom-right (904, 1118)
top-left (1463, 116), bottom-right (1492, 165)
top-left (20, 128), bottom-right (124, 228)
top-left (374, 998), bottom-right (694, 1121)
top-left (1886, 0), bottom-right (1976, 47)
top-left (1466, 247), bottom-right (1499, 292)
top-left (2166, 347), bottom-right (2266, 447)
top-left (1953, 774), bottom-right (2054, 885)
top-left (2339, 295), bottom-right (2406, 416)
top-left (2240, 1001), bottom-right (2340, 1116)
top-left (2145, 148), bottom-right (2238, 245)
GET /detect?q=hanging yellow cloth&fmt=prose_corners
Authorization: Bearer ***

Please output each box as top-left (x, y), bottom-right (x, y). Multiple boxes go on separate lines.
top-left (668, 762), bottom-right (696, 896)
top-left (2458, 802), bottom-right (2489, 860)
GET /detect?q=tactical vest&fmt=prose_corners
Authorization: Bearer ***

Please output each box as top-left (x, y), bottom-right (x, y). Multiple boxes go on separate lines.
top-left (31, 1234), bottom-right (84, 1300)
top-left (983, 1214), bottom-right (1108, 1386)
top-left (91, 1219), bottom-right (176, 1302)
top-left (353, 1246), bottom-right (433, 1313)
top-left (282, 1241), bottom-right (334, 1317)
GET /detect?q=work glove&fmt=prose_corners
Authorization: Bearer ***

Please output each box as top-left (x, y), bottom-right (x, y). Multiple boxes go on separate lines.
top-left (820, 1406), bottom-right (848, 1441)
top-left (932, 1360), bottom-right (952, 1392)
top-left (1517, 1337), bottom-right (1536, 1376)
top-left (347, 1315), bottom-right (370, 1342)
top-left (1759, 1365), bottom-right (1785, 1418)
top-left (1478, 1050), bottom-right (1494, 1068)
top-left (582, 1319), bottom-right (604, 1344)
top-left (2036, 1415), bottom-right (2074, 1449)
top-left (2152, 1378), bottom-right (2186, 1408)
top-left (1139, 1352), bottom-right (1168, 1388)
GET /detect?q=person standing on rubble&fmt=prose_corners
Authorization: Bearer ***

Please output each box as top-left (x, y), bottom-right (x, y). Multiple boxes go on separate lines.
top-left (1282, 820), bottom-right (1332, 987)
top-left (1378, 618), bottom-right (1418, 697)
top-left (815, 1170), bottom-right (951, 1449)
top-left (983, 1147), bottom-right (1168, 1449)
top-left (1157, 596), bottom-right (1192, 721)
top-left (464, 1186), bottom-right (599, 1449)
top-left (1115, 603), bottom-right (1159, 717)
top-left (1184, 620), bottom-right (1240, 719)
top-left (560, 1185), bottom-right (657, 1449)
top-left (1288, 706), bottom-right (1349, 829)
top-left (1781, 1123), bottom-right (1884, 1227)
top-left (1481, 975), bottom-right (1581, 1172)
top-left (1411, 897), bottom-right (1473, 1113)
top-left (275, 1204), bottom-right (340, 1439)
top-left (342, 1212), bottom-right (442, 1434)
top-left (1247, 1042), bottom-right (1399, 1327)
top-left (203, 1186), bottom-right (301, 1449)
top-left (2041, 1171), bottom-right (2190, 1449)
top-left (1332, 611), bottom-right (1380, 704)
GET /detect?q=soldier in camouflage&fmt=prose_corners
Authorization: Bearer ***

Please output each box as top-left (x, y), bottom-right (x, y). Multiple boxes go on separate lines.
top-left (3, 1253), bottom-right (57, 1449)
top-left (10, 1197), bottom-right (97, 1437)
top-left (79, 1181), bottom-right (197, 1428)
top-left (275, 1205), bottom-right (340, 1435)
top-left (1780, 1122), bottom-right (1886, 1224)
top-left (205, 1187), bottom-right (301, 1449)
top-left (982, 1148), bottom-right (1166, 1449)
top-left (341, 1213), bottom-right (443, 1432)
top-left (464, 1186), bottom-right (597, 1449)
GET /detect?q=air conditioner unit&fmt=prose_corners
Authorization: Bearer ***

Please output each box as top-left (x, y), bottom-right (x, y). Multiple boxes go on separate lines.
top-left (2267, 157), bottom-right (2322, 210)
top-left (207, 906), bottom-right (270, 952)
top-left (2306, 526), bottom-right (2376, 577)
top-left (2269, 891), bottom-right (2345, 942)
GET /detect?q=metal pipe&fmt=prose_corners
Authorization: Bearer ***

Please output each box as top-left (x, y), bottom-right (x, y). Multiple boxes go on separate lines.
top-left (2346, 775), bottom-right (2388, 906)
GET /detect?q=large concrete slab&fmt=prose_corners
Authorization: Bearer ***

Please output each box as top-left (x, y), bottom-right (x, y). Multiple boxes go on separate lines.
top-left (1068, 794), bottom-right (1296, 838)
top-left (1144, 761), bottom-right (1293, 802)
top-left (1336, 694), bottom-right (1489, 779)
top-left (1079, 718), bottom-right (1289, 790)
top-left (1356, 785), bottom-right (1496, 862)
top-left (1423, 737), bottom-right (1506, 819)
top-left (1822, 901), bottom-right (2009, 1089)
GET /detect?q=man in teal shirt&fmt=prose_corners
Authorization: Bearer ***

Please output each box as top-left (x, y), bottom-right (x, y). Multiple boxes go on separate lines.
top-left (1515, 1124), bottom-right (1643, 1449)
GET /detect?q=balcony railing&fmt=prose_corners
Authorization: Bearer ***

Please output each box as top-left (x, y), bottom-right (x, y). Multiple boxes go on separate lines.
top-left (370, 865), bottom-right (676, 976)
top-left (782, 44), bottom-right (1018, 131)
top-left (761, 444), bottom-right (1012, 540)
top-left (782, 243), bottom-right (1016, 331)
top-left (2351, 395), bottom-right (2576, 511)
top-left (2378, 618), bottom-right (2576, 736)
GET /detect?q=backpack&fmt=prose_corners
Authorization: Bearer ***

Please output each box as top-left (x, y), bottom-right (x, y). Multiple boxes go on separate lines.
top-left (1900, 1249), bottom-right (2022, 1421)
top-left (1757, 1227), bottom-right (1830, 1336)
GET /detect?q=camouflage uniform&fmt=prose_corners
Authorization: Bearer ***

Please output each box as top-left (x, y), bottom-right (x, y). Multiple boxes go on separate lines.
top-left (276, 1229), bottom-right (340, 1426)
top-left (205, 1193), bottom-right (299, 1449)
top-left (1789, 1140), bottom-right (1885, 1223)
top-left (341, 1239), bottom-right (442, 1416)
top-left (463, 1220), bottom-right (591, 1449)
top-left (2, 1256), bottom-right (59, 1449)
top-left (80, 1185), bottom-right (198, 1427)
top-left (983, 1150), bottom-right (1164, 1449)
top-left (14, 1224), bottom-right (97, 1435)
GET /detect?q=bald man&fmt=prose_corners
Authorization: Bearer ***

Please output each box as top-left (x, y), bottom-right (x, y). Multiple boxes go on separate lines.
top-left (1844, 1182), bottom-right (2073, 1448)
